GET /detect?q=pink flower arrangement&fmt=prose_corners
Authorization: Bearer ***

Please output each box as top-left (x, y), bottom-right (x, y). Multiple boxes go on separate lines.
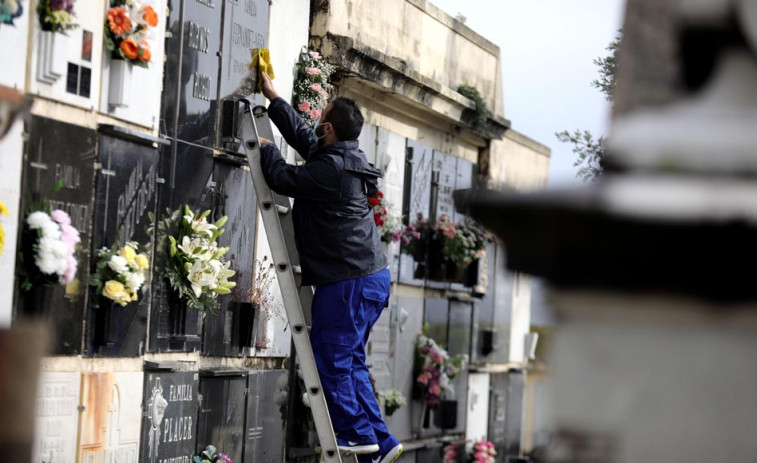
top-left (443, 440), bottom-right (496, 463)
top-left (292, 47), bottom-right (334, 127)
top-left (414, 331), bottom-right (466, 408)
top-left (19, 208), bottom-right (80, 291)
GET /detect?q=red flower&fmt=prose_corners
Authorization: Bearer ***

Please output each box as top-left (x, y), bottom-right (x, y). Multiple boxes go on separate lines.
top-left (377, 191), bottom-right (384, 198)
top-left (368, 197), bottom-right (379, 207)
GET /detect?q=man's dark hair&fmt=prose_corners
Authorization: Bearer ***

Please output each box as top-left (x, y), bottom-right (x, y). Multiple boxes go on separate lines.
top-left (324, 97), bottom-right (364, 141)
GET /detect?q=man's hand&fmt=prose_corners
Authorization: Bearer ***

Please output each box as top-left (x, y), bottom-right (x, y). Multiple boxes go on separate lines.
top-left (261, 71), bottom-right (279, 101)
top-left (259, 136), bottom-right (274, 146)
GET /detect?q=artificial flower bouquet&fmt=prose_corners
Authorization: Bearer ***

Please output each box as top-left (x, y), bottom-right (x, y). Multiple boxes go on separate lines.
top-left (369, 191), bottom-right (401, 243)
top-left (154, 206), bottom-right (236, 313)
top-left (194, 445), bottom-right (232, 463)
top-left (37, 0), bottom-right (76, 32)
top-left (18, 207), bottom-right (80, 291)
top-left (291, 48), bottom-right (334, 126)
top-left (433, 214), bottom-right (488, 272)
top-left (379, 388), bottom-right (407, 416)
top-left (104, 0), bottom-right (158, 66)
top-left (414, 326), bottom-right (467, 409)
top-left (443, 440), bottom-right (497, 463)
top-left (90, 241), bottom-right (149, 307)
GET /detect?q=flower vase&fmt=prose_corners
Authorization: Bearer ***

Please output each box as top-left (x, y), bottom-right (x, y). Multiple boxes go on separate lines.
top-left (237, 302), bottom-right (256, 349)
top-left (92, 301), bottom-right (118, 348)
top-left (37, 30), bottom-right (69, 84)
top-left (433, 399), bottom-right (458, 430)
top-left (108, 59), bottom-right (132, 108)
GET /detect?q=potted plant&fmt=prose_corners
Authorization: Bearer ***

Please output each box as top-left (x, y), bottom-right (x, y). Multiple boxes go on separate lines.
top-left (443, 440), bottom-right (497, 463)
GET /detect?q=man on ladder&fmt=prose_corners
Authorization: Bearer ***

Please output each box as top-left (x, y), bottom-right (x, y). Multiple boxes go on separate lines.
top-left (256, 71), bottom-right (403, 463)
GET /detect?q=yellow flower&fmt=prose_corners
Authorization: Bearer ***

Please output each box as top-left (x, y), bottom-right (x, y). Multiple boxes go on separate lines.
top-left (119, 245), bottom-right (136, 264)
top-left (131, 291), bottom-right (138, 301)
top-left (0, 223), bottom-right (5, 257)
top-left (135, 253), bottom-right (149, 269)
top-left (103, 280), bottom-right (128, 305)
top-left (0, 200), bottom-right (8, 216)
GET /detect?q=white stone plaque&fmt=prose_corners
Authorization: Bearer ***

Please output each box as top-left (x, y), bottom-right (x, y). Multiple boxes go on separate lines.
top-left (32, 372), bottom-right (81, 463)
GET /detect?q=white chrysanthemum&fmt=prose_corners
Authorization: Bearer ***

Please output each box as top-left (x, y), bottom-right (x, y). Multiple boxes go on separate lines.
top-left (108, 255), bottom-right (129, 274)
top-left (40, 220), bottom-right (62, 239)
top-left (54, 257), bottom-right (68, 276)
top-left (27, 211), bottom-right (51, 229)
top-left (49, 239), bottom-right (68, 258)
top-left (36, 252), bottom-right (60, 275)
top-left (125, 271), bottom-right (145, 291)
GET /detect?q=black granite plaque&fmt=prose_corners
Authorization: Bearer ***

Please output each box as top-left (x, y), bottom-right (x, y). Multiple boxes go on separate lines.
top-left (140, 370), bottom-right (199, 463)
top-left (202, 161), bottom-right (257, 356)
top-left (399, 139), bottom-right (433, 286)
top-left (488, 372), bottom-right (507, 450)
top-left (474, 241), bottom-right (498, 362)
top-left (491, 243), bottom-right (513, 364)
top-left (86, 131), bottom-right (159, 356)
top-left (244, 370), bottom-right (287, 462)
top-left (447, 300), bottom-right (472, 359)
top-left (504, 370), bottom-right (525, 458)
top-left (196, 371), bottom-right (248, 463)
top-left (161, 0), bottom-right (223, 147)
top-left (219, 0), bottom-right (268, 105)
top-left (18, 116), bottom-right (96, 355)
top-left (423, 298), bottom-right (448, 350)
top-left (147, 140), bottom-right (215, 353)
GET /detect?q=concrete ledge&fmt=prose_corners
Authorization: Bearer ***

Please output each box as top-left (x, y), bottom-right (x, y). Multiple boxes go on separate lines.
top-left (312, 33), bottom-right (510, 140)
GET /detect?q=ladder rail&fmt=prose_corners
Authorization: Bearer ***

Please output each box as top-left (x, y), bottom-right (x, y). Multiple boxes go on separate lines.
top-left (237, 101), bottom-right (354, 463)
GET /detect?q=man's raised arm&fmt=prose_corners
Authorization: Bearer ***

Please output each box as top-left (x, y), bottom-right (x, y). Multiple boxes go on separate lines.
top-left (261, 72), bottom-right (317, 160)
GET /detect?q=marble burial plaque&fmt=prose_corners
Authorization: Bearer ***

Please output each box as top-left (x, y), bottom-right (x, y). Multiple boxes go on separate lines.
top-left (473, 242), bottom-right (498, 363)
top-left (79, 372), bottom-right (144, 463)
top-left (19, 116), bottom-right (96, 354)
top-left (32, 372), bottom-right (81, 463)
top-left (87, 132), bottom-right (159, 356)
top-left (431, 151), bottom-right (457, 223)
top-left (196, 372), bottom-right (248, 463)
top-left (140, 371), bottom-right (199, 463)
top-left (244, 370), bottom-right (287, 462)
top-left (218, 0), bottom-right (269, 107)
top-left (398, 139), bottom-right (433, 286)
top-left (390, 296), bottom-right (424, 441)
top-left (203, 162), bottom-right (257, 356)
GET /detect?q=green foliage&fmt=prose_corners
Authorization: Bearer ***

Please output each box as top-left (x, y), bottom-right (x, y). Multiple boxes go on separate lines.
top-left (555, 129), bottom-right (605, 182)
top-left (457, 84), bottom-right (488, 130)
top-left (592, 30), bottom-right (622, 102)
top-left (556, 30), bottom-right (621, 181)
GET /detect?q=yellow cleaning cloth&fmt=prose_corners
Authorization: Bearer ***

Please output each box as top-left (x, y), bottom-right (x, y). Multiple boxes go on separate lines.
top-left (248, 48), bottom-right (275, 94)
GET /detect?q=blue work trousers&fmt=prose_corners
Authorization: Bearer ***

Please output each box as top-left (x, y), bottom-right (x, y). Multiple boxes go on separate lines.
top-left (311, 268), bottom-right (392, 445)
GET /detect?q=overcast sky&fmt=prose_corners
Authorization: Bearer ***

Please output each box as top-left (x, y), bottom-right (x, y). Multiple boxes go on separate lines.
top-left (431, 0), bottom-right (627, 187)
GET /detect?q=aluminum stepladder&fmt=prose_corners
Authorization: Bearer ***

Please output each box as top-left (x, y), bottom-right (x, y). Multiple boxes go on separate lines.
top-left (236, 100), bottom-right (358, 463)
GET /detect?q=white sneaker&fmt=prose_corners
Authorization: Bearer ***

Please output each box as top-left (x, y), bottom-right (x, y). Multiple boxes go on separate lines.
top-left (337, 439), bottom-right (380, 455)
